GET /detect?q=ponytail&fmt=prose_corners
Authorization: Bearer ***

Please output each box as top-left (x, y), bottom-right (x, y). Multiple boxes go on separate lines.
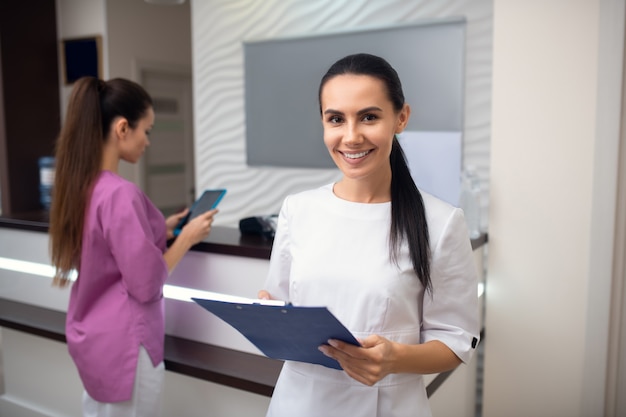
top-left (50, 77), bottom-right (105, 286)
top-left (390, 137), bottom-right (432, 293)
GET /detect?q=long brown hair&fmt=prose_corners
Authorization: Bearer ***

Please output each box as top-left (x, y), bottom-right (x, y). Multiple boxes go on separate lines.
top-left (49, 77), bottom-right (152, 286)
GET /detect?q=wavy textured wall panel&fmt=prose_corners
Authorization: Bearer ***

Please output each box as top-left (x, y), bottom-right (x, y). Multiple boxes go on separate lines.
top-left (192, 0), bottom-right (492, 228)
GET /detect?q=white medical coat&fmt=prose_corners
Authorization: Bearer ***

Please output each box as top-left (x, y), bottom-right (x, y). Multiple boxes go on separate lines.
top-left (263, 183), bottom-right (480, 417)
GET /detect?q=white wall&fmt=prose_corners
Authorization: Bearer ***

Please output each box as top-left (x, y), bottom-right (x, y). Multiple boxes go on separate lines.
top-left (191, 0), bottom-right (493, 227)
top-left (105, 0), bottom-right (191, 79)
top-left (484, 1), bottom-right (623, 416)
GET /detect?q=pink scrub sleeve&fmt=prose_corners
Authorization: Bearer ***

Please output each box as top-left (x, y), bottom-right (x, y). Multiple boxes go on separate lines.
top-left (101, 183), bottom-right (169, 303)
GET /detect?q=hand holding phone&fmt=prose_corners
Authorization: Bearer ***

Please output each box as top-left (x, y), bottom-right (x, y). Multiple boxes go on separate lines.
top-left (174, 189), bottom-right (226, 236)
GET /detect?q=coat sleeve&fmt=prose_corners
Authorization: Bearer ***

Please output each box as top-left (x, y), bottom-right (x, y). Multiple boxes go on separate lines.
top-left (421, 207), bottom-right (481, 364)
top-left (262, 196), bottom-right (292, 302)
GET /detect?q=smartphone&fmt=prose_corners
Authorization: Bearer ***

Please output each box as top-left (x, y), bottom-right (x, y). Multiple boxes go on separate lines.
top-left (174, 189), bottom-right (226, 236)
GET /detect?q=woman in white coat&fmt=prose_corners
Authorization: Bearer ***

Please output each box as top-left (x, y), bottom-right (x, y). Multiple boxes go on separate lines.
top-left (258, 53), bottom-right (480, 417)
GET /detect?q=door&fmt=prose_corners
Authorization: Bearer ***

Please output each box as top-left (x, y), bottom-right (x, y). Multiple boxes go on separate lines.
top-left (140, 69), bottom-right (195, 216)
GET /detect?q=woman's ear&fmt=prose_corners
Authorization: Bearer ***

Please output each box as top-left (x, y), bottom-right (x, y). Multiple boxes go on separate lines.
top-left (113, 117), bottom-right (129, 141)
top-left (395, 104), bottom-right (411, 133)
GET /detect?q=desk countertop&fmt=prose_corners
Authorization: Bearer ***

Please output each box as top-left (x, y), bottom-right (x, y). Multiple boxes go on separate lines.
top-left (0, 210), bottom-right (274, 259)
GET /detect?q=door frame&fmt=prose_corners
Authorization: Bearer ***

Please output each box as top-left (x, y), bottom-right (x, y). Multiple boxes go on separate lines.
top-left (606, 14), bottom-right (626, 415)
top-left (132, 59), bottom-right (194, 195)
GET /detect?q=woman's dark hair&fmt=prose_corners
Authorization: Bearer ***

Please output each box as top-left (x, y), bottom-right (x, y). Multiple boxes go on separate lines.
top-left (319, 53), bottom-right (432, 293)
top-left (49, 77), bottom-right (152, 286)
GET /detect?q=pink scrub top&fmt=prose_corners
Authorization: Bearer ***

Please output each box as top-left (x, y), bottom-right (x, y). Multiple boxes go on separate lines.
top-left (66, 171), bottom-right (169, 402)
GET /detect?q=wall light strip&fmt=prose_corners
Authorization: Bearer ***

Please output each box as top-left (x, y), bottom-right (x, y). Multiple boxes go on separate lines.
top-left (0, 256), bottom-right (59, 278)
top-left (0, 257), bottom-right (248, 303)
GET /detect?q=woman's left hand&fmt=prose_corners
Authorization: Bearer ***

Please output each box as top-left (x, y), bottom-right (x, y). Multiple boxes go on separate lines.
top-left (318, 334), bottom-right (397, 386)
top-left (165, 208), bottom-right (189, 239)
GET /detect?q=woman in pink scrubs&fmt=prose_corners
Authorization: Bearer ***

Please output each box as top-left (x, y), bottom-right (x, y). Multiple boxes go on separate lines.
top-left (49, 77), bottom-right (216, 417)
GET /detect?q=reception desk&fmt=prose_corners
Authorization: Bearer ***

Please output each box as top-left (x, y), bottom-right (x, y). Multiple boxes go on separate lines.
top-left (0, 211), bottom-right (486, 417)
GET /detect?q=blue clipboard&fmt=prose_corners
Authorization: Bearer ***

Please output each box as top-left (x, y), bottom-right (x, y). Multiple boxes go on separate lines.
top-left (192, 298), bottom-right (360, 370)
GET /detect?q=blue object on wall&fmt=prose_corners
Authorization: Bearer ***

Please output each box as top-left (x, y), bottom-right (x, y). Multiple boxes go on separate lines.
top-left (62, 36), bottom-right (101, 84)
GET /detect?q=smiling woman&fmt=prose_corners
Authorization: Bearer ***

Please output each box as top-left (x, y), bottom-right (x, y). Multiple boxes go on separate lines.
top-left (320, 75), bottom-right (409, 198)
top-left (258, 53), bottom-right (480, 417)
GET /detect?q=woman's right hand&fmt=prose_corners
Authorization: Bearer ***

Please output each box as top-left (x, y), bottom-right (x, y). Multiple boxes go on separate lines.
top-left (257, 290), bottom-right (273, 300)
top-left (179, 209), bottom-right (218, 245)
top-left (164, 209), bottom-right (219, 274)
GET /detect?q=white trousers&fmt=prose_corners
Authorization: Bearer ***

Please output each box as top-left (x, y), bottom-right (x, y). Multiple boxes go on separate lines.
top-left (82, 345), bottom-right (165, 417)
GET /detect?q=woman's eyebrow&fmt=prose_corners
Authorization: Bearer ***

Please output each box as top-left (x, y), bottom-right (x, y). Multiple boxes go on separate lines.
top-left (323, 106), bottom-right (383, 116)
top-left (357, 106), bottom-right (383, 115)
top-left (323, 108), bottom-right (343, 116)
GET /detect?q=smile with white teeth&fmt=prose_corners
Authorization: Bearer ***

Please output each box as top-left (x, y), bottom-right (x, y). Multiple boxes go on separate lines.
top-left (343, 150), bottom-right (371, 159)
